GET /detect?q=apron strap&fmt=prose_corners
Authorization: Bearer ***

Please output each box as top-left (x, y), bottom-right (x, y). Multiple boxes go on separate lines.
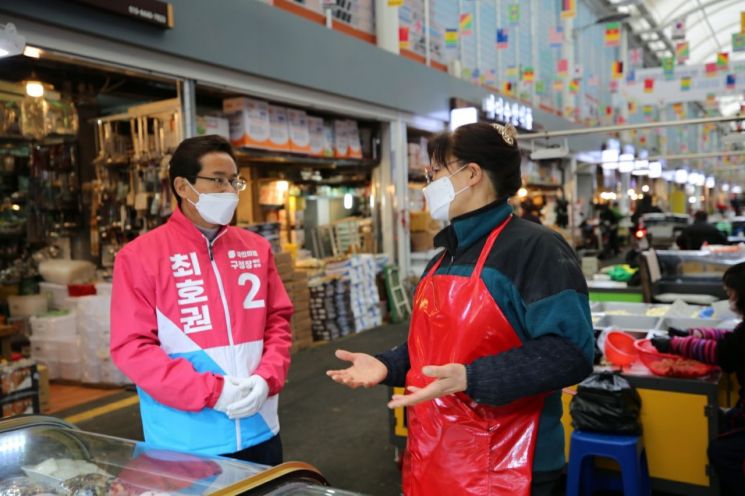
top-left (426, 214), bottom-right (512, 279)
top-left (472, 215), bottom-right (512, 280)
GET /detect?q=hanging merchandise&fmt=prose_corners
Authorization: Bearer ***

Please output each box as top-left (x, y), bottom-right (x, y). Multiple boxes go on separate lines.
top-left (734, 33), bottom-right (745, 52)
top-left (553, 79), bottom-right (564, 92)
top-left (573, 64), bottom-right (583, 79)
top-left (557, 59), bottom-right (569, 78)
top-left (629, 48), bottom-right (643, 67)
top-left (604, 22), bottom-right (621, 46)
top-left (569, 79), bottom-right (579, 94)
top-left (611, 60), bottom-right (623, 80)
top-left (486, 69), bottom-right (497, 87)
top-left (626, 68), bottom-right (636, 84)
top-left (535, 80), bottom-right (546, 95)
top-left (399, 26), bottom-right (410, 49)
top-left (588, 74), bottom-right (599, 87)
top-left (459, 13), bottom-right (473, 36)
top-left (717, 51), bottom-right (729, 70)
top-left (671, 18), bottom-right (686, 40)
top-left (643, 78), bottom-right (654, 93)
top-left (705, 62), bottom-right (718, 76)
top-left (444, 28), bottom-right (458, 49)
top-left (662, 57), bottom-right (675, 80)
top-left (502, 81), bottom-right (513, 96)
top-left (726, 74), bottom-right (736, 90)
top-left (609, 80), bottom-right (619, 93)
top-left (675, 41), bottom-right (689, 64)
top-left (387, 0), bottom-right (404, 6)
top-left (672, 103), bottom-right (685, 118)
top-left (561, 0), bottom-right (576, 19)
top-left (506, 65), bottom-right (519, 81)
top-left (508, 4), bottom-right (520, 25)
top-left (496, 28), bottom-right (508, 49)
top-left (522, 67), bottom-right (535, 83)
top-left (548, 25), bottom-right (564, 48)
top-left (628, 101), bottom-right (637, 114)
top-left (681, 76), bottom-right (692, 91)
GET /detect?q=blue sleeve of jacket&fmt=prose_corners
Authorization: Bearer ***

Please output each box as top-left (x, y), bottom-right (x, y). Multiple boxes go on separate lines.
top-left (376, 342), bottom-right (410, 388)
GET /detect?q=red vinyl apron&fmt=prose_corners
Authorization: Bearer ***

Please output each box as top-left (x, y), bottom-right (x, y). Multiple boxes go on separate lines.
top-left (403, 216), bottom-right (545, 496)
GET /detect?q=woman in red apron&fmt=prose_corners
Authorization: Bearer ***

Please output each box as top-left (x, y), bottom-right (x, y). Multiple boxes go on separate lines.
top-left (328, 123), bottom-right (594, 495)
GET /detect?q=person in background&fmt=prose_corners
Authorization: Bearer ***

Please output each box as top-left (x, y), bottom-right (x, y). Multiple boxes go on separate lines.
top-left (327, 123), bottom-right (594, 496)
top-left (522, 205), bottom-right (543, 225)
top-left (599, 202), bottom-right (622, 256)
top-left (676, 210), bottom-right (727, 250)
top-left (111, 135), bottom-right (293, 465)
top-left (653, 262), bottom-right (745, 496)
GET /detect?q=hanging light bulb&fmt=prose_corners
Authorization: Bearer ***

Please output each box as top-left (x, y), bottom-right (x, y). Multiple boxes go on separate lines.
top-left (25, 80), bottom-right (44, 98)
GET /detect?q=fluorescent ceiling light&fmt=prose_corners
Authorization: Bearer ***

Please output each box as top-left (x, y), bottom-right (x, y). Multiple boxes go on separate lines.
top-left (648, 161), bottom-right (662, 178)
top-left (450, 107), bottom-right (478, 131)
top-left (675, 169), bottom-right (688, 184)
top-left (0, 23), bottom-right (25, 58)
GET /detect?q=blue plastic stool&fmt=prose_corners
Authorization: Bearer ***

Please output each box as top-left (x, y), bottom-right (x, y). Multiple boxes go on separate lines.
top-left (566, 430), bottom-right (651, 496)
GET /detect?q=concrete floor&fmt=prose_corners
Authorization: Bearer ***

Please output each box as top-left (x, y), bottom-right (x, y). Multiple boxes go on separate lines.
top-left (58, 323), bottom-right (408, 496)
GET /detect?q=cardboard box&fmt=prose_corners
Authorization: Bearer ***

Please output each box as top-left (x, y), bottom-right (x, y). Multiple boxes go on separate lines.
top-left (1, 360), bottom-right (38, 399)
top-left (308, 117), bottom-right (326, 157)
top-left (333, 120), bottom-right (348, 158)
top-left (222, 97), bottom-right (272, 149)
top-left (346, 120), bottom-right (363, 159)
top-left (288, 109), bottom-right (311, 154)
top-left (268, 105), bottom-right (290, 151)
top-left (411, 231), bottom-right (434, 252)
top-left (196, 115), bottom-right (230, 140)
top-left (2, 391), bottom-right (39, 418)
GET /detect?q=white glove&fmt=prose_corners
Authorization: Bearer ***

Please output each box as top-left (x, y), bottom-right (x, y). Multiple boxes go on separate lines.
top-left (226, 375), bottom-right (269, 420)
top-left (213, 376), bottom-right (249, 413)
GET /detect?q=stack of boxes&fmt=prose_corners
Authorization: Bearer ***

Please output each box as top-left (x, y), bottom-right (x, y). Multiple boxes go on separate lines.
top-left (311, 255), bottom-right (383, 339)
top-left (276, 252), bottom-right (313, 352)
top-left (0, 360), bottom-right (39, 418)
top-left (29, 294), bottom-right (129, 386)
top-left (409, 211), bottom-right (441, 253)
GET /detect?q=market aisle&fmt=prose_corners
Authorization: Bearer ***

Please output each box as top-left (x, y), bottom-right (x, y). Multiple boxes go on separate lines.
top-left (56, 323), bottom-right (408, 496)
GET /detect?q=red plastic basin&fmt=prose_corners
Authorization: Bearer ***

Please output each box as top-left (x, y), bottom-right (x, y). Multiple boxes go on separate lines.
top-left (604, 331), bottom-right (639, 367)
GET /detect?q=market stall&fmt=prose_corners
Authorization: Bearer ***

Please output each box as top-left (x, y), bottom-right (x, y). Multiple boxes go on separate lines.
top-left (0, 415), bottom-right (365, 495)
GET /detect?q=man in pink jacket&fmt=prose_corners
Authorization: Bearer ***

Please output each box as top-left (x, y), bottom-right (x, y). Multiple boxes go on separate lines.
top-left (111, 135), bottom-right (293, 465)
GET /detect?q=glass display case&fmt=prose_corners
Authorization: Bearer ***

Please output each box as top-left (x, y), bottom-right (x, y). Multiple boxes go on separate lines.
top-left (0, 416), bottom-right (365, 496)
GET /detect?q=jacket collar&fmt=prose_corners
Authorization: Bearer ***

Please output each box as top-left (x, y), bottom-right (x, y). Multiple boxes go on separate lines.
top-left (434, 199), bottom-right (512, 254)
top-left (168, 206), bottom-right (229, 243)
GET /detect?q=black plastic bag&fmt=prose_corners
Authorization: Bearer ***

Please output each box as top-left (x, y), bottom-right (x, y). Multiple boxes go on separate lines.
top-left (570, 372), bottom-right (642, 435)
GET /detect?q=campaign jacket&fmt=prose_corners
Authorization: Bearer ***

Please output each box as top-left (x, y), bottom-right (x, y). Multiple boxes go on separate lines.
top-left (110, 207), bottom-right (293, 455)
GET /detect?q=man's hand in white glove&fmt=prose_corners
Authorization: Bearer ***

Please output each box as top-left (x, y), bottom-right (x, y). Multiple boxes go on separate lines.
top-left (213, 376), bottom-right (247, 413)
top-left (227, 375), bottom-right (270, 420)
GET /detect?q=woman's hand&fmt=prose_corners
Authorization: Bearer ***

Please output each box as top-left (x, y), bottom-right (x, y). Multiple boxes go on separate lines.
top-left (387, 364), bottom-right (467, 409)
top-left (326, 350), bottom-right (388, 388)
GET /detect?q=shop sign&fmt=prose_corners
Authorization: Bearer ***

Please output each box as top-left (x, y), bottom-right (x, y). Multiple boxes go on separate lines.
top-left (73, 0), bottom-right (174, 28)
top-left (481, 94), bottom-right (533, 131)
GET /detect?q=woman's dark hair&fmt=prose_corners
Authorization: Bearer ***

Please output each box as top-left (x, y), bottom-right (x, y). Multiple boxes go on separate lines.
top-left (169, 135), bottom-right (236, 205)
top-left (427, 122), bottom-right (522, 199)
top-left (723, 262), bottom-right (745, 315)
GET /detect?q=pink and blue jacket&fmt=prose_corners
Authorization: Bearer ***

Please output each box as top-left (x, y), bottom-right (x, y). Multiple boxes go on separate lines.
top-left (110, 207), bottom-right (293, 455)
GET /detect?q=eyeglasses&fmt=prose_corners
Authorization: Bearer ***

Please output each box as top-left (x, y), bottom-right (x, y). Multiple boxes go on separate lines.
top-left (424, 160), bottom-right (461, 184)
top-left (192, 175), bottom-right (247, 192)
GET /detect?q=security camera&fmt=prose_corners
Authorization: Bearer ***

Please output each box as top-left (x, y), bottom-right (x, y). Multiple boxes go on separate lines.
top-left (0, 23), bottom-right (25, 58)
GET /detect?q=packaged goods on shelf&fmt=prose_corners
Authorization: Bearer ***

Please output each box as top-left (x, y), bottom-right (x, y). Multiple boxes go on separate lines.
top-left (346, 120), bottom-right (363, 159)
top-left (222, 97), bottom-right (272, 150)
top-left (196, 115), bottom-right (230, 140)
top-left (268, 105), bottom-right (290, 151)
top-left (288, 109), bottom-right (311, 153)
top-left (244, 223), bottom-right (281, 252)
top-left (0, 359), bottom-right (40, 418)
top-left (333, 120), bottom-right (349, 158)
top-left (308, 116), bottom-right (326, 156)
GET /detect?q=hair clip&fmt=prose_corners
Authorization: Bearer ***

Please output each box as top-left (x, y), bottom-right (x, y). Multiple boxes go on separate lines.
top-left (492, 123), bottom-right (518, 146)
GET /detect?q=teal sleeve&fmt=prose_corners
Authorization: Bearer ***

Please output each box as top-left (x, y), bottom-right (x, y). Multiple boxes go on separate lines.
top-left (524, 289), bottom-right (595, 365)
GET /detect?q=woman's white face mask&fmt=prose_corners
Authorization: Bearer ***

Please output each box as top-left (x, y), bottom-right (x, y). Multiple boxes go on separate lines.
top-left (187, 182), bottom-right (239, 226)
top-left (422, 165), bottom-right (469, 222)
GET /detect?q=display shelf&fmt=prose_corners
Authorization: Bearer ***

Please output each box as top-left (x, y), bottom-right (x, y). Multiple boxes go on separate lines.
top-left (236, 148), bottom-right (379, 168)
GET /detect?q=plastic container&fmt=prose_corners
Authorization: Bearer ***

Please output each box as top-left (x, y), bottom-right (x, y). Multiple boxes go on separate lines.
top-left (58, 360), bottom-right (81, 381)
top-left (595, 314), bottom-right (661, 331)
top-left (634, 339), bottom-right (717, 378)
top-left (57, 339), bottom-right (79, 358)
top-left (604, 331), bottom-right (639, 367)
top-left (38, 282), bottom-right (69, 310)
top-left (8, 295), bottom-right (48, 318)
top-left (28, 336), bottom-right (60, 362)
top-left (29, 311), bottom-right (77, 340)
top-left (656, 317), bottom-right (715, 332)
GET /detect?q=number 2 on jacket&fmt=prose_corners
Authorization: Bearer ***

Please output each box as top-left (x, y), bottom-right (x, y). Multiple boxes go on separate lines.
top-left (239, 273), bottom-right (266, 309)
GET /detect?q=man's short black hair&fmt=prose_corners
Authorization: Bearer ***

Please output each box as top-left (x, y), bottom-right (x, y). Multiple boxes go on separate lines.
top-left (694, 210), bottom-right (708, 222)
top-left (169, 135), bottom-right (236, 206)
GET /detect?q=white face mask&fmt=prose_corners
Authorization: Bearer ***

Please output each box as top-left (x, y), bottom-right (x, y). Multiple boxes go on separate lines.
top-left (422, 165), bottom-right (469, 222)
top-left (187, 182), bottom-right (239, 226)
